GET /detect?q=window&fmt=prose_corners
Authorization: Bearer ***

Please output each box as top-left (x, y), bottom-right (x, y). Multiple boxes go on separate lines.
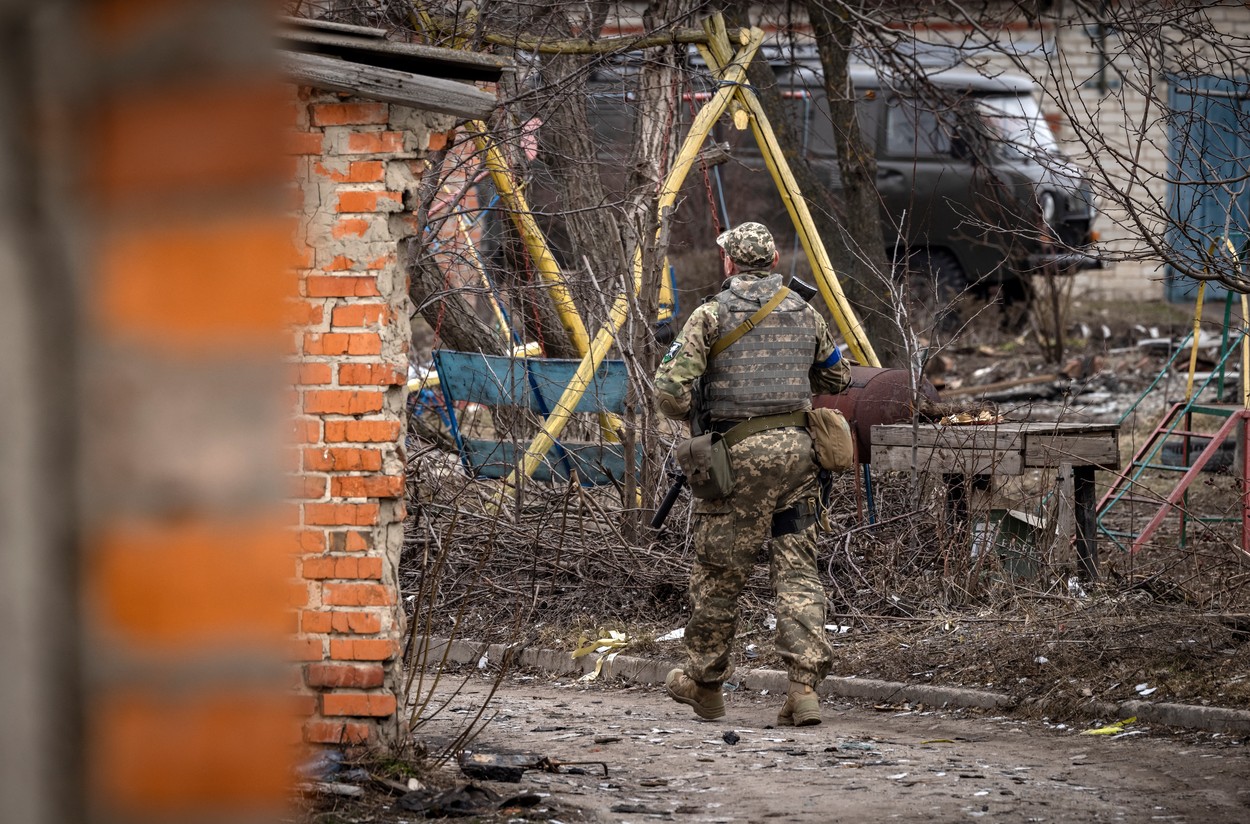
top-left (885, 98), bottom-right (952, 157)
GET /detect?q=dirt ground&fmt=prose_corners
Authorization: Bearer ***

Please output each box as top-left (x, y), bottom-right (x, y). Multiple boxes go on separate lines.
top-left (304, 671), bottom-right (1250, 823)
top-left (359, 295), bottom-right (1250, 822)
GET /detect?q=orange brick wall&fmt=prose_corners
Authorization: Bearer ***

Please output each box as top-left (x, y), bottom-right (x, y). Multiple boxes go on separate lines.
top-left (289, 87), bottom-right (454, 748)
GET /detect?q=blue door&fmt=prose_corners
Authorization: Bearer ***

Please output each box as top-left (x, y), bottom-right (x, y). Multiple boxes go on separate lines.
top-left (1166, 75), bottom-right (1250, 301)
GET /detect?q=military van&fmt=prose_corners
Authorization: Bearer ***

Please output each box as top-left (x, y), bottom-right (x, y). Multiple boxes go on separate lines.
top-left (766, 59), bottom-right (1100, 307)
top-left (585, 53), bottom-right (1102, 327)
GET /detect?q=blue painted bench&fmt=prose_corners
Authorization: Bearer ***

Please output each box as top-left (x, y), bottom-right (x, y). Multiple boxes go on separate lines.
top-left (432, 350), bottom-right (638, 485)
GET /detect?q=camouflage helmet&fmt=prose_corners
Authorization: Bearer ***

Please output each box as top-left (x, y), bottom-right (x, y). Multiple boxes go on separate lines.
top-left (715, 221), bottom-right (776, 267)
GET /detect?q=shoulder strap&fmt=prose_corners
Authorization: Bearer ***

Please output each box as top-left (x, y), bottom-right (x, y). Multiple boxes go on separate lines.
top-left (708, 286), bottom-right (791, 359)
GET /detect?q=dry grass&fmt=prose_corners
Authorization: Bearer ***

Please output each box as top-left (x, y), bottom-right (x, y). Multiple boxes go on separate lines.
top-left (400, 434), bottom-right (1250, 711)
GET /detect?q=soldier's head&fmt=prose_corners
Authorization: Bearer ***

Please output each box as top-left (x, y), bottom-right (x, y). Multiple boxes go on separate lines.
top-left (716, 221), bottom-right (778, 275)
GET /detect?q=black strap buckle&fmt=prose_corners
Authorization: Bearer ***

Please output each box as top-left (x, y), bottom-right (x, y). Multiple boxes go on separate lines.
top-left (771, 499), bottom-right (817, 537)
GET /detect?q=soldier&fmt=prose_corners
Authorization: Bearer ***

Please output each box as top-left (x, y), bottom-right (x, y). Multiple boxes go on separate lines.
top-left (653, 221), bottom-right (850, 726)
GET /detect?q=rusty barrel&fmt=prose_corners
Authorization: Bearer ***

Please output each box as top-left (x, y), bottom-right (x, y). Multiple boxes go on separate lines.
top-left (812, 366), bottom-right (940, 464)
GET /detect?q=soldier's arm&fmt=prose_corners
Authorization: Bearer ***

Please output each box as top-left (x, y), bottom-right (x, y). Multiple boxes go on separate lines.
top-left (653, 303), bottom-right (719, 420)
top-left (810, 313), bottom-right (851, 395)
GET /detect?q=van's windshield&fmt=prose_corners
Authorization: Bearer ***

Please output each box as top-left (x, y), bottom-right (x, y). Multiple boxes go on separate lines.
top-left (976, 94), bottom-right (1059, 158)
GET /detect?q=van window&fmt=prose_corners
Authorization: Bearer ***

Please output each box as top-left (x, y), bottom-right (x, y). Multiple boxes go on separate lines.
top-left (976, 94), bottom-right (1059, 160)
top-left (885, 98), bottom-right (952, 157)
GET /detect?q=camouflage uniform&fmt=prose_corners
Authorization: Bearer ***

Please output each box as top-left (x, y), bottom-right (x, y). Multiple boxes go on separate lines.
top-left (654, 222), bottom-right (850, 689)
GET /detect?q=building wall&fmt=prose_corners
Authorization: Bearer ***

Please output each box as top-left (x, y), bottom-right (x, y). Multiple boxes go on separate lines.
top-left (289, 88), bottom-right (453, 748)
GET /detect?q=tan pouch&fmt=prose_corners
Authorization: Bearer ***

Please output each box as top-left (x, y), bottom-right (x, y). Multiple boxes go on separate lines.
top-left (807, 407), bottom-right (854, 472)
top-left (676, 432), bottom-right (735, 499)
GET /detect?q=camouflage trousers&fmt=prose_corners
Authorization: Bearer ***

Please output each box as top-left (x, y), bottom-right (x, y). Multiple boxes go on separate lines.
top-left (683, 426), bottom-right (833, 688)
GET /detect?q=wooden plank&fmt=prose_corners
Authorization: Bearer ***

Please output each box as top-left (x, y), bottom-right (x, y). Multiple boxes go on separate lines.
top-left (281, 51), bottom-right (498, 119)
top-left (280, 16), bottom-right (387, 39)
top-left (1024, 431), bottom-right (1121, 469)
top-left (280, 30), bottom-right (510, 80)
top-left (872, 423), bottom-right (1021, 453)
top-left (872, 443), bottom-right (1024, 475)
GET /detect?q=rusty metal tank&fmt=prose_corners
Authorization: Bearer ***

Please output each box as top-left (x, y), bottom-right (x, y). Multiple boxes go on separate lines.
top-left (812, 367), bottom-right (940, 464)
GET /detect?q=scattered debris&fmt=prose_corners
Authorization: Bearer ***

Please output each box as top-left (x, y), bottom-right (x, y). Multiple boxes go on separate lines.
top-left (397, 783), bottom-right (540, 817)
top-left (722, 730), bottom-right (740, 745)
top-left (302, 781), bottom-right (364, 799)
top-left (295, 749), bottom-right (342, 781)
top-left (458, 750), bottom-right (609, 783)
top-left (572, 630), bottom-right (629, 682)
top-left (610, 802), bottom-right (672, 816)
top-left (1081, 716), bottom-right (1137, 736)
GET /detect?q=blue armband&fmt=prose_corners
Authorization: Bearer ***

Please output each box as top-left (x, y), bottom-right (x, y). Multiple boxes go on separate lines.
top-left (818, 348), bottom-right (842, 368)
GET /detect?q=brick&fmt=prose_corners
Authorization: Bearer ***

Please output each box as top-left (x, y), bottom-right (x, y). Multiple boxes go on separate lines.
top-left (286, 131), bottom-right (324, 155)
top-left (330, 638), bottom-right (398, 661)
top-left (301, 610), bottom-right (333, 633)
top-left (331, 475), bottom-right (404, 499)
top-left (303, 332), bottom-right (382, 356)
top-left (303, 332), bottom-right (348, 355)
top-left (364, 254), bottom-right (395, 270)
top-left (305, 276), bottom-right (380, 298)
top-left (299, 363), bottom-right (332, 385)
top-left (306, 663), bottom-right (385, 689)
top-left (315, 159), bottom-right (386, 183)
top-left (323, 582), bottom-right (392, 606)
top-left (99, 215), bottom-right (296, 345)
top-left (322, 693), bottom-right (397, 718)
top-left (287, 300), bottom-right (323, 326)
top-left (292, 694), bottom-right (318, 717)
top-left (338, 363), bottom-right (406, 386)
top-left (293, 475), bottom-right (327, 499)
top-left (324, 420), bottom-right (402, 443)
top-left (331, 303), bottom-right (389, 327)
top-left (325, 255), bottom-right (355, 271)
top-left (288, 581), bottom-right (310, 609)
top-left (331, 218), bottom-right (370, 239)
top-left (303, 447), bottom-right (384, 472)
top-left (304, 719), bottom-right (370, 745)
top-left (311, 102), bottom-right (389, 126)
top-left (301, 610), bottom-right (383, 635)
top-left (347, 161), bottom-right (385, 182)
top-left (345, 131), bottom-right (405, 154)
top-left (428, 129), bottom-right (452, 152)
top-left (338, 610), bottom-right (382, 633)
top-left (305, 277), bottom-right (377, 300)
top-left (336, 190), bottom-right (402, 213)
top-left (304, 502), bottom-right (379, 526)
top-left (302, 556), bottom-right (384, 581)
top-left (293, 418), bottom-right (321, 444)
top-left (303, 390), bottom-right (385, 415)
top-left (290, 637), bottom-right (323, 661)
top-left (329, 531), bottom-right (373, 552)
top-left (297, 530), bottom-right (325, 553)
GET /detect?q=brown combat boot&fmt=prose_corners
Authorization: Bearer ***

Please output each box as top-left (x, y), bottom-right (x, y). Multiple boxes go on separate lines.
top-left (665, 668), bottom-right (726, 720)
top-left (777, 681), bottom-right (821, 726)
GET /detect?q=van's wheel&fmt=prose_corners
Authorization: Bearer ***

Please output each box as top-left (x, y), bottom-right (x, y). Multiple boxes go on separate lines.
top-left (900, 248), bottom-right (968, 340)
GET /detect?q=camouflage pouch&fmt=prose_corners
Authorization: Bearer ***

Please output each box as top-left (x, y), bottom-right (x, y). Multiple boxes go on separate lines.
top-left (807, 407), bottom-right (854, 472)
top-left (676, 432), bottom-right (735, 499)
